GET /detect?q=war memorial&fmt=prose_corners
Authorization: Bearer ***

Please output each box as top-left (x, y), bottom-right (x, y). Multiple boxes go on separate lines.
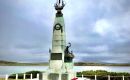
top-left (42, 0), bottom-right (76, 80)
top-left (2, 0), bottom-right (130, 80)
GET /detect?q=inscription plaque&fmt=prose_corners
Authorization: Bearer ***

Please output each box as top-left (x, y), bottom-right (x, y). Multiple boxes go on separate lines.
top-left (51, 53), bottom-right (62, 60)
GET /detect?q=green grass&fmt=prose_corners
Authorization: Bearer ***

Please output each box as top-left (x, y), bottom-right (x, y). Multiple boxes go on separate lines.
top-left (77, 70), bottom-right (130, 80)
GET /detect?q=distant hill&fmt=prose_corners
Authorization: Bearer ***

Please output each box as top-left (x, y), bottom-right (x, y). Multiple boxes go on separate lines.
top-left (0, 60), bottom-right (130, 66)
top-left (0, 60), bottom-right (18, 64)
top-left (0, 60), bottom-right (48, 66)
top-left (74, 62), bottom-right (130, 66)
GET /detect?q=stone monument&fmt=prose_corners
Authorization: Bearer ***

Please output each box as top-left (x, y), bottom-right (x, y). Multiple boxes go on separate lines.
top-left (42, 0), bottom-right (76, 80)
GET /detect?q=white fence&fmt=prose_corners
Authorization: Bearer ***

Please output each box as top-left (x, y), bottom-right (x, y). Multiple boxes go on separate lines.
top-left (1, 74), bottom-right (129, 80)
top-left (2, 73), bottom-right (40, 80)
top-left (79, 74), bottom-right (129, 80)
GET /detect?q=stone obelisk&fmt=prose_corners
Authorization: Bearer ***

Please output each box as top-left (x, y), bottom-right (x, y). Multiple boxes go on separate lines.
top-left (49, 0), bottom-right (66, 73)
top-left (43, 0), bottom-right (76, 80)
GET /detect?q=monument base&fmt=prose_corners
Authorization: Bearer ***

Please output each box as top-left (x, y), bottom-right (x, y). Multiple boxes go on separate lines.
top-left (42, 72), bottom-right (76, 80)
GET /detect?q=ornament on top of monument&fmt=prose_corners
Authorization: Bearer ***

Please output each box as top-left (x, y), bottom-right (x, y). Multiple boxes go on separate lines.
top-left (54, 0), bottom-right (65, 17)
top-left (64, 43), bottom-right (74, 62)
top-left (54, 23), bottom-right (63, 32)
top-left (55, 0), bottom-right (65, 11)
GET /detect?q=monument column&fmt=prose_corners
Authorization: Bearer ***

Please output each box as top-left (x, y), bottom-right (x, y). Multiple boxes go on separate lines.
top-left (49, 0), bottom-right (66, 73)
top-left (46, 0), bottom-right (75, 80)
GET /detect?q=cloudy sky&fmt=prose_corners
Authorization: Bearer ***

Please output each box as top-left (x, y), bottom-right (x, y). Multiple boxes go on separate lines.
top-left (0, 0), bottom-right (130, 63)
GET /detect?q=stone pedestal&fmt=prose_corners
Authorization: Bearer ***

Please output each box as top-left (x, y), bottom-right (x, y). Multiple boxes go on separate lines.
top-left (42, 72), bottom-right (76, 80)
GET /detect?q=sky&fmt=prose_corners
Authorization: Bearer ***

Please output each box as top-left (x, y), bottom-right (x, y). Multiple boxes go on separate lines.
top-left (0, 0), bottom-right (130, 63)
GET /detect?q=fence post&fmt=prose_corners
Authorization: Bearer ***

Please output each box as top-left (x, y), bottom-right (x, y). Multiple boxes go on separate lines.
top-left (122, 75), bottom-right (124, 80)
top-left (30, 74), bottom-right (32, 80)
top-left (16, 74), bottom-right (18, 80)
top-left (95, 75), bottom-right (97, 80)
top-left (23, 73), bottom-right (26, 79)
top-left (5, 74), bottom-right (8, 80)
top-left (59, 73), bottom-right (62, 80)
top-left (82, 74), bottom-right (84, 78)
top-left (37, 73), bottom-right (39, 79)
top-left (108, 75), bottom-right (110, 80)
